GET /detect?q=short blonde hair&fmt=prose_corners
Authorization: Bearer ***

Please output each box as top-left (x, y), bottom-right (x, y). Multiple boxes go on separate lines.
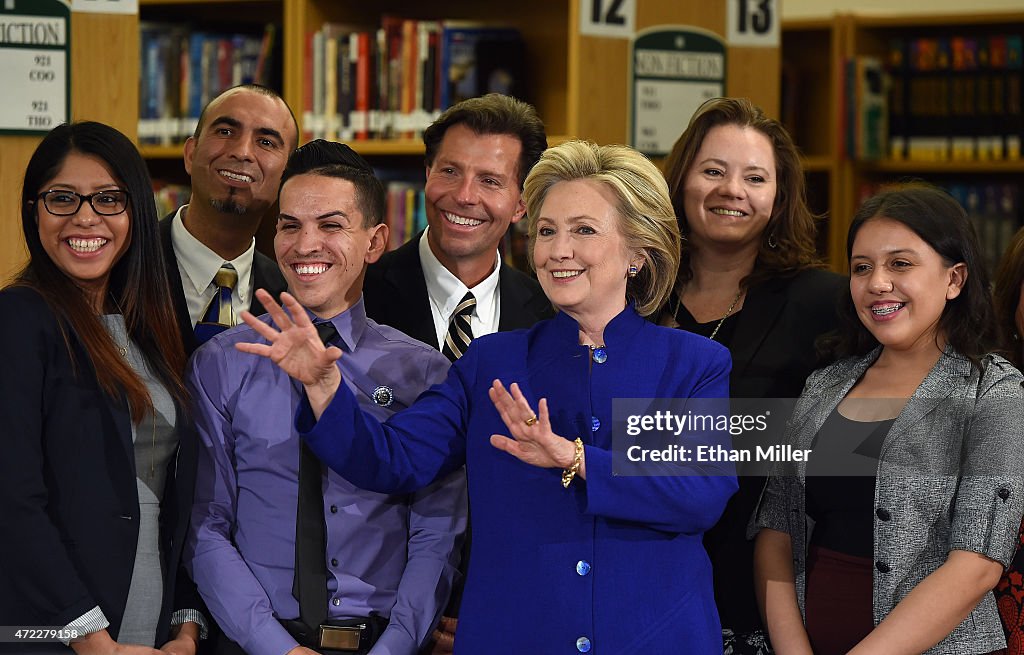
top-left (523, 141), bottom-right (681, 316)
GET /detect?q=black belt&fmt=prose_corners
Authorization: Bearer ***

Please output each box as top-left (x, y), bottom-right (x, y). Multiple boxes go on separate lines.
top-left (279, 616), bottom-right (387, 654)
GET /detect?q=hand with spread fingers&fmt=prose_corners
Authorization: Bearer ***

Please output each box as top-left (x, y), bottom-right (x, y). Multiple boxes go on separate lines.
top-left (236, 289), bottom-right (343, 416)
top-left (488, 380), bottom-right (583, 478)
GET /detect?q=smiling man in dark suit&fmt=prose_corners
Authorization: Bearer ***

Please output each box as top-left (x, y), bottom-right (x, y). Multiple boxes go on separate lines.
top-left (362, 94), bottom-right (553, 653)
top-left (363, 94), bottom-right (552, 350)
top-left (160, 84), bottom-right (298, 356)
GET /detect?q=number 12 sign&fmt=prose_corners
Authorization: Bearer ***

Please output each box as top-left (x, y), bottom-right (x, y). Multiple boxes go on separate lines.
top-left (580, 0), bottom-right (636, 39)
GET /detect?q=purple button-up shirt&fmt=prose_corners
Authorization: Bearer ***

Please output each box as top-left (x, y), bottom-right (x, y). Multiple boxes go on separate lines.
top-left (185, 298), bottom-right (466, 655)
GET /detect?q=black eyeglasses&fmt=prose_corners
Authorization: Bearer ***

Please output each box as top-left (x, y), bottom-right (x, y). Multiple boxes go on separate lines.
top-left (34, 189), bottom-right (130, 216)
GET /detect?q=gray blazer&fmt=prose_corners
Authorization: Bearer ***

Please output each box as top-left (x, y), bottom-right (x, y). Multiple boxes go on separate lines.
top-left (754, 347), bottom-right (1024, 654)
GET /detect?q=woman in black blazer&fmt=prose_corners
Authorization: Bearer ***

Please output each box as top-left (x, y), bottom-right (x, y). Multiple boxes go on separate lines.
top-left (0, 122), bottom-right (203, 654)
top-left (659, 98), bottom-right (846, 653)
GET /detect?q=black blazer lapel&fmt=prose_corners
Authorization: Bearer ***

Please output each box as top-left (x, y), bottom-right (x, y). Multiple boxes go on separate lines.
top-left (159, 214), bottom-right (199, 356)
top-left (249, 250), bottom-right (287, 317)
top-left (497, 263), bottom-right (553, 332)
top-left (727, 278), bottom-right (786, 381)
top-left (368, 234), bottom-right (439, 349)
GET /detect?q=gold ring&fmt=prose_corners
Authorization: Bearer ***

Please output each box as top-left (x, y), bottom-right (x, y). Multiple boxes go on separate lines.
top-left (524, 415), bottom-right (538, 427)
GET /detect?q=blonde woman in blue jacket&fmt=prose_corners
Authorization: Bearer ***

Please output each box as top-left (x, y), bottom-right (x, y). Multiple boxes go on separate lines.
top-left (236, 141), bottom-right (738, 653)
top-left (754, 185), bottom-right (1024, 655)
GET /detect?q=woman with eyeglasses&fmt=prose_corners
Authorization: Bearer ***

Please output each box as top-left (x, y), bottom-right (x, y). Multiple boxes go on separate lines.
top-left (0, 122), bottom-right (205, 654)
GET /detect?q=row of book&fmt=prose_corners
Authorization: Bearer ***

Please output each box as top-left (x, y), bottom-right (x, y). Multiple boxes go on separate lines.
top-left (153, 181), bottom-right (190, 220)
top-left (844, 35), bottom-right (1023, 162)
top-left (303, 18), bottom-right (526, 142)
top-left (385, 182), bottom-right (427, 250)
top-left (139, 24), bottom-right (277, 145)
top-left (951, 183), bottom-right (1021, 273)
top-left (857, 181), bottom-right (1021, 272)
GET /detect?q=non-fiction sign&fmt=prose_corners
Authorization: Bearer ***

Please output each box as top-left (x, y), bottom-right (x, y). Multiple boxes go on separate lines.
top-left (0, 0), bottom-right (69, 134)
top-left (630, 27), bottom-right (726, 157)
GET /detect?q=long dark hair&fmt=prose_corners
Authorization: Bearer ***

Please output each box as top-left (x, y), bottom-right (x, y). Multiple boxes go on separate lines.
top-left (15, 121), bottom-right (187, 421)
top-left (993, 226), bottom-right (1024, 367)
top-left (662, 97), bottom-right (822, 290)
top-left (827, 184), bottom-right (996, 368)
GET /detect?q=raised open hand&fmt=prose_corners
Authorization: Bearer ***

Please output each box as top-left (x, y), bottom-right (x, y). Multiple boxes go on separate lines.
top-left (236, 289), bottom-right (342, 416)
top-left (488, 380), bottom-right (580, 474)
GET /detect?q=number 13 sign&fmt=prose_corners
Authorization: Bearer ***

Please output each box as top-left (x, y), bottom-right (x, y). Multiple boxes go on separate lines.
top-left (728, 0), bottom-right (778, 47)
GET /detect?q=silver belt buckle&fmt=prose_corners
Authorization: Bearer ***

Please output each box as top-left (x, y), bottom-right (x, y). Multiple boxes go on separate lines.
top-left (318, 624), bottom-right (363, 651)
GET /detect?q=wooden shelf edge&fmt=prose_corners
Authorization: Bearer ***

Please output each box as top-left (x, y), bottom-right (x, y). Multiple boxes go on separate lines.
top-left (800, 155), bottom-right (833, 172)
top-left (141, 135), bottom-right (578, 159)
top-left (139, 144), bottom-right (185, 159)
top-left (857, 160), bottom-right (1024, 175)
top-left (141, 0), bottom-right (262, 5)
top-left (782, 18), bottom-right (834, 32)
top-left (845, 10), bottom-right (1024, 28)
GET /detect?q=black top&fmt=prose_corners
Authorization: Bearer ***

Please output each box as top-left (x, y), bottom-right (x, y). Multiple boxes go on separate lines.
top-left (667, 268), bottom-right (848, 635)
top-left (671, 301), bottom-right (741, 347)
top-left (806, 409), bottom-right (895, 557)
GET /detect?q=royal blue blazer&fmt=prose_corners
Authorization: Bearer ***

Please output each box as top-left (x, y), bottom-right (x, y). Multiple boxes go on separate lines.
top-left (299, 305), bottom-right (737, 654)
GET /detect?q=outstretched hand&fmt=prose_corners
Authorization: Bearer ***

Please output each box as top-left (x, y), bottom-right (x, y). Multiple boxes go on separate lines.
top-left (236, 289), bottom-right (342, 417)
top-left (488, 381), bottom-right (581, 475)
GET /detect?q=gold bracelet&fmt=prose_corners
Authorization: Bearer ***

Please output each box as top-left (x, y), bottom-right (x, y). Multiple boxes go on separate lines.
top-left (561, 438), bottom-right (584, 488)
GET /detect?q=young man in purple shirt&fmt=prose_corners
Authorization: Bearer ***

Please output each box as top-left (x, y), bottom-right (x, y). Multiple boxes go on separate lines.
top-left (185, 141), bottom-right (466, 655)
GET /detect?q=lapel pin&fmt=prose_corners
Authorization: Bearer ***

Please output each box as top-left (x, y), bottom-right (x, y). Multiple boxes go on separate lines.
top-left (372, 385), bottom-right (394, 407)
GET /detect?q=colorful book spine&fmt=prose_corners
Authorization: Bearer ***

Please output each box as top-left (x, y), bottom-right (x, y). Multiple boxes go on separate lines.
top-left (950, 37), bottom-right (978, 161)
top-left (886, 38), bottom-right (909, 160)
top-left (1007, 36), bottom-right (1022, 160)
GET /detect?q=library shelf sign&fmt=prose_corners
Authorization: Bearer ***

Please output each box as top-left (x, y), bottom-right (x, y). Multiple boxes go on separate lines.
top-left (0, 0), bottom-right (69, 135)
top-left (630, 27), bottom-right (725, 158)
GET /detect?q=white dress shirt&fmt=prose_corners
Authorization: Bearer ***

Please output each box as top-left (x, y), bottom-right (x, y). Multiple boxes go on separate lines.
top-left (171, 205), bottom-right (256, 327)
top-left (418, 227), bottom-right (501, 347)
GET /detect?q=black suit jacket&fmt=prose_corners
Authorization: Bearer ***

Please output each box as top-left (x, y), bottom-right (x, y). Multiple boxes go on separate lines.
top-left (159, 213), bottom-right (288, 357)
top-left (727, 268), bottom-right (847, 399)
top-left (363, 232), bottom-right (554, 349)
top-left (0, 287), bottom-right (199, 652)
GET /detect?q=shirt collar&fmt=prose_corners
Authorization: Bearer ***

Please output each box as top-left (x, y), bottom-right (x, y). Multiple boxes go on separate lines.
top-left (418, 226), bottom-right (501, 318)
top-left (310, 296), bottom-right (367, 354)
top-left (551, 302), bottom-right (644, 349)
top-left (171, 204), bottom-right (256, 294)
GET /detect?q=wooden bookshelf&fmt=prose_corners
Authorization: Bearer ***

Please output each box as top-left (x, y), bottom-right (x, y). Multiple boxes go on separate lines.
top-left (0, 1), bottom-right (783, 277)
top-left (782, 17), bottom-right (846, 268)
top-left (782, 11), bottom-right (1024, 272)
top-left (140, 0), bottom-right (779, 156)
top-left (133, 0), bottom-right (782, 260)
